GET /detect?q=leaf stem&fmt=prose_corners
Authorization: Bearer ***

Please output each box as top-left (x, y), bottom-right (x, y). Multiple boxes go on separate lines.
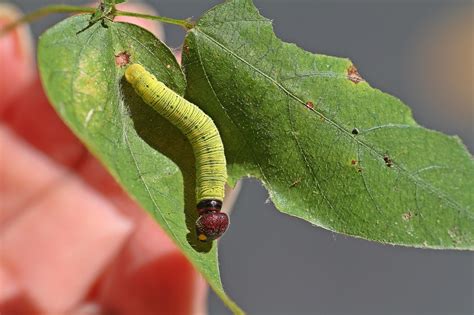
top-left (0, 5), bottom-right (96, 36)
top-left (0, 4), bottom-right (195, 37)
top-left (114, 10), bottom-right (195, 30)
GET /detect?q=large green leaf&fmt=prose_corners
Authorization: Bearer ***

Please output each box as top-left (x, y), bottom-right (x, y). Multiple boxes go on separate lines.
top-left (38, 15), bottom-right (243, 314)
top-left (183, 0), bottom-right (474, 250)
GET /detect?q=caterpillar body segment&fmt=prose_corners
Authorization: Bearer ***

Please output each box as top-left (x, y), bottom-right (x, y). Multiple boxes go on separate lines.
top-left (125, 64), bottom-right (229, 242)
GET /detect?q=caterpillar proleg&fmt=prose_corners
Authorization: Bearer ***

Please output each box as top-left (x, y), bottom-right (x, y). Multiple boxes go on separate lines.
top-left (125, 64), bottom-right (229, 242)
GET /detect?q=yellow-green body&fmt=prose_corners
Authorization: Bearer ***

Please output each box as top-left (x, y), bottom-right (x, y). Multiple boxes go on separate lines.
top-left (125, 64), bottom-right (227, 203)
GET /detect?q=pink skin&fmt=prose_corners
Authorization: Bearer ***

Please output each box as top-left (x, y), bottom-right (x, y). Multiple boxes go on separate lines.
top-left (0, 3), bottom-right (207, 315)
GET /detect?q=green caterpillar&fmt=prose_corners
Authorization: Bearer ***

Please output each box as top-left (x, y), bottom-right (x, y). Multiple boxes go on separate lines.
top-left (125, 64), bottom-right (229, 242)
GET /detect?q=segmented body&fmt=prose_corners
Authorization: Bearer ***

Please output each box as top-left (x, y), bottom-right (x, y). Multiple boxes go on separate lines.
top-left (125, 64), bottom-right (229, 242)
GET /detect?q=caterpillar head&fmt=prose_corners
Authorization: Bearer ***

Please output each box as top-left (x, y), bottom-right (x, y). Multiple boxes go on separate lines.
top-left (196, 200), bottom-right (229, 242)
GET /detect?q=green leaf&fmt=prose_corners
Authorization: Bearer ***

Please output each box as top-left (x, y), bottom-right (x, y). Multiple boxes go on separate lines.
top-left (38, 15), bottom-right (243, 314)
top-left (183, 0), bottom-right (474, 250)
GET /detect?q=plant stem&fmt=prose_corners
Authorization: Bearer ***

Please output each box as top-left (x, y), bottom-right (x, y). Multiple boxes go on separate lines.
top-left (0, 5), bottom-right (96, 36)
top-left (0, 4), bottom-right (195, 37)
top-left (114, 10), bottom-right (194, 30)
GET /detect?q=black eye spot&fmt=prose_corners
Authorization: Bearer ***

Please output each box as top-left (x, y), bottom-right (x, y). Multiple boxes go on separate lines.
top-left (352, 128), bottom-right (359, 135)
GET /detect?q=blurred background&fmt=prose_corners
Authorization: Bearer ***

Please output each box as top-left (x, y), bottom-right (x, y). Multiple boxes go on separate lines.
top-left (6, 0), bottom-right (474, 314)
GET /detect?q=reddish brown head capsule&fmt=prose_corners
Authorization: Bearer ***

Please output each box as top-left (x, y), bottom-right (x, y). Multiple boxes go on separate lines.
top-left (196, 200), bottom-right (229, 242)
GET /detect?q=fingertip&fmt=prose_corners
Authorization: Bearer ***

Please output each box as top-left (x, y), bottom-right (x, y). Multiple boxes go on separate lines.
top-left (114, 2), bottom-right (165, 41)
top-left (98, 252), bottom-right (204, 315)
top-left (0, 4), bottom-right (35, 107)
top-left (0, 171), bottom-right (134, 312)
top-left (96, 215), bottom-right (208, 315)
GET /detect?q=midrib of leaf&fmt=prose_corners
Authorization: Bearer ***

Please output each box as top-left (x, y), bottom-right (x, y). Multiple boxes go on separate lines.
top-left (69, 30), bottom-right (97, 129)
top-left (109, 23), bottom-right (244, 315)
top-left (192, 27), bottom-right (469, 218)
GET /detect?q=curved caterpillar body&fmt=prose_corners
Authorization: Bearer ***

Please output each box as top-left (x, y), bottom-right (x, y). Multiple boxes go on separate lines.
top-left (125, 64), bottom-right (229, 242)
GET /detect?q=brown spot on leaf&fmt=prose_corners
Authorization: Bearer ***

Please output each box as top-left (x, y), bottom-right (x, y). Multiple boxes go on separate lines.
top-left (115, 51), bottom-right (131, 67)
top-left (347, 64), bottom-right (364, 84)
top-left (447, 227), bottom-right (461, 244)
top-left (383, 154), bottom-right (393, 167)
top-left (289, 178), bottom-right (301, 188)
top-left (305, 101), bottom-right (314, 109)
top-left (351, 159), bottom-right (358, 165)
top-left (402, 211), bottom-right (413, 221)
top-left (183, 44), bottom-right (190, 55)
